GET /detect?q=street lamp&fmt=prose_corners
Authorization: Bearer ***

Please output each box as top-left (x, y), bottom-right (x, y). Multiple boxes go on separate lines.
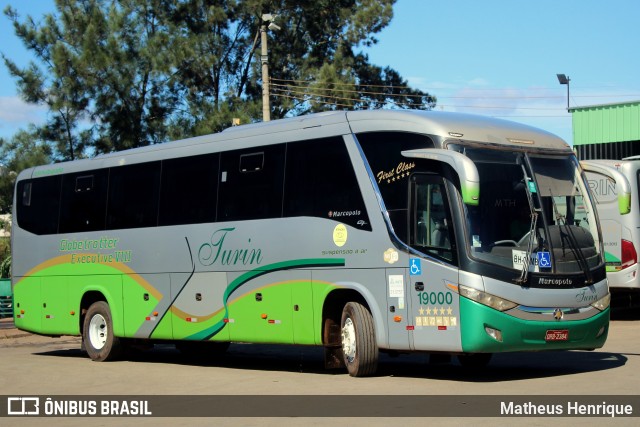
top-left (557, 73), bottom-right (570, 112)
top-left (261, 14), bottom-right (280, 122)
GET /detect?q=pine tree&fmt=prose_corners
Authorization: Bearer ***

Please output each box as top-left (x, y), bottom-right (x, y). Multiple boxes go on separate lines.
top-left (2, 0), bottom-right (435, 160)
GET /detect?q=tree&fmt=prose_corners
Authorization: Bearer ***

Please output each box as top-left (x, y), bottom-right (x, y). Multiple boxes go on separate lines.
top-left (4, 0), bottom-right (185, 157)
top-left (3, 2), bottom-right (96, 160)
top-left (0, 127), bottom-right (53, 214)
top-left (256, 0), bottom-right (436, 116)
top-left (2, 0), bottom-right (436, 159)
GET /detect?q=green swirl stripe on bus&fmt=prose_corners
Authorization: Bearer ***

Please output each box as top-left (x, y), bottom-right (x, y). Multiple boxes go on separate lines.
top-left (186, 258), bottom-right (345, 340)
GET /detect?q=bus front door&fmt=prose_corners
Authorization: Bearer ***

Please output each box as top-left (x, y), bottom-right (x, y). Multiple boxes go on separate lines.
top-left (408, 262), bottom-right (461, 352)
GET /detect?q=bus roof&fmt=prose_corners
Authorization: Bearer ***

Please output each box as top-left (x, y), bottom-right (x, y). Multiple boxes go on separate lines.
top-left (21, 110), bottom-right (571, 179)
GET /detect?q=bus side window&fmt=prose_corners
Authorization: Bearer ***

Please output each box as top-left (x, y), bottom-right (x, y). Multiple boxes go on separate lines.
top-left (410, 174), bottom-right (455, 263)
top-left (159, 154), bottom-right (219, 226)
top-left (16, 176), bottom-right (61, 235)
top-left (106, 162), bottom-right (161, 230)
top-left (59, 170), bottom-right (108, 233)
top-left (21, 182), bottom-right (32, 206)
top-left (357, 131), bottom-right (434, 235)
top-left (283, 136), bottom-right (370, 230)
top-left (218, 145), bottom-right (285, 221)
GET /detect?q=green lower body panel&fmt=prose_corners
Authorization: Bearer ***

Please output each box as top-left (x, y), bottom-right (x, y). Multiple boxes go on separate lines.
top-left (460, 298), bottom-right (609, 353)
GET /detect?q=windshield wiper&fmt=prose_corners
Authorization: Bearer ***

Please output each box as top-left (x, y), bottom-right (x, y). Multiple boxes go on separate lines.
top-left (516, 208), bottom-right (539, 285)
top-left (515, 156), bottom-right (540, 285)
top-left (548, 189), bottom-right (593, 285)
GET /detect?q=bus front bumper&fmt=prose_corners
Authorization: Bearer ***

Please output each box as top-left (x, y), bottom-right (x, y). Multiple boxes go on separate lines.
top-left (460, 298), bottom-right (609, 353)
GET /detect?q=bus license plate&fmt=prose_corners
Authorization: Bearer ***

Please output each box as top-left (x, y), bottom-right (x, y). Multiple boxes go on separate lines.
top-left (545, 330), bottom-right (569, 341)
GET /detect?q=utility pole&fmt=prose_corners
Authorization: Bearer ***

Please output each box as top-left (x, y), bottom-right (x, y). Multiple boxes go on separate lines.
top-left (260, 14), bottom-right (280, 122)
top-left (260, 22), bottom-right (270, 122)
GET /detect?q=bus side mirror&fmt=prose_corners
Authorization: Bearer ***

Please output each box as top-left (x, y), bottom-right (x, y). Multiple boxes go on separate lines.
top-left (580, 161), bottom-right (631, 215)
top-left (618, 193), bottom-right (631, 215)
top-left (402, 148), bottom-right (480, 206)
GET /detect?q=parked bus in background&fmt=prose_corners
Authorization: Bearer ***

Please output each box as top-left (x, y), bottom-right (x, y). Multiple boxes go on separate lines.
top-left (12, 110), bottom-right (616, 376)
top-left (581, 158), bottom-right (637, 306)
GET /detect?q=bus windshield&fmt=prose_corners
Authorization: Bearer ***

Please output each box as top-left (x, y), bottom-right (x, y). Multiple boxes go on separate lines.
top-left (461, 146), bottom-right (602, 275)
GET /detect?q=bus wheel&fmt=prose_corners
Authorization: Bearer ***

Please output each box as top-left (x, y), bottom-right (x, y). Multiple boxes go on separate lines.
top-left (340, 302), bottom-right (378, 377)
top-left (457, 353), bottom-right (492, 368)
top-left (82, 301), bottom-right (122, 362)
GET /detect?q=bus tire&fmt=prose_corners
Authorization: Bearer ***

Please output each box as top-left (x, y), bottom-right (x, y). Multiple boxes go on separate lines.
top-left (340, 301), bottom-right (378, 377)
top-left (82, 301), bottom-right (122, 362)
top-left (457, 353), bottom-right (492, 368)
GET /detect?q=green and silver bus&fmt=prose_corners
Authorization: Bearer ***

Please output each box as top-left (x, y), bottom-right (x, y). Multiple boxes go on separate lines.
top-left (12, 110), bottom-right (613, 376)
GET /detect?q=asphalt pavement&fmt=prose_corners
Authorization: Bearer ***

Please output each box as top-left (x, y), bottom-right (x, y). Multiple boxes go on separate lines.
top-left (0, 317), bottom-right (30, 338)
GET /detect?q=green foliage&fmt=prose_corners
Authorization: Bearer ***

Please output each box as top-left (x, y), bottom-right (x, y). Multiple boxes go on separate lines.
top-left (0, 128), bottom-right (52, 213)
top-left (0, 254), bottom-right (10, 279)
top-left (2, 0), bottom-right (435, 160)
top-left (0, 224), bottom-right (9, 278)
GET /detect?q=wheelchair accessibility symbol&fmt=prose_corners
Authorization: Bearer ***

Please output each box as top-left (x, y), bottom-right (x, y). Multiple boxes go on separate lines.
top-left (537, 252), bottom-right (551, 268)
top-left (410, 258), bottom-right (422, 276)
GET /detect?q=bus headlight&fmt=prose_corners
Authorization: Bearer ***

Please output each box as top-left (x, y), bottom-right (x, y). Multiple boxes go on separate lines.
top-left (591, 293), bottom-right (611, 312)
top-left (459, 285), bottom-right (518, 312)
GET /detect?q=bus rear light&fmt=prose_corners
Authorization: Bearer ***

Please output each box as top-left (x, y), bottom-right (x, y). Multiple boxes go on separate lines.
top-left (621, 239), bottom-right (637, 269)
top-left (484, 326), bottom-right (503, 342)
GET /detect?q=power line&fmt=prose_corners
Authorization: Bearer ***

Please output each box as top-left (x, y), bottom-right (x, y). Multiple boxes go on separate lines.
top-left (272, 87), bottom-right (567, 111)
top-left (270, 82), bottom-right (434, 100)
top-left (272, 92), bottom-right (363, 109)
top-left (271, 78), bottom-right (639, 113)
top-left (271, 77), bottom-right (419, 90)
top-left (270, 86), bottom-right (429, 108)
top-left (272, 92), bottom-right (576, 119)
top-left (271, 77), bottom-right (640, 100)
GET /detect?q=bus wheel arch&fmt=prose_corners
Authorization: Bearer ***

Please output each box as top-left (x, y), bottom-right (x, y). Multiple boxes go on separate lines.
top-left (80, 296), bottom-right (123, 361)
top-left (79, 291), bottom-right (105, 335)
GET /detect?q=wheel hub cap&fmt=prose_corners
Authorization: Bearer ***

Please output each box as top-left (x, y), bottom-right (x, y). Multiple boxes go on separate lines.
top-left (88, 314), bottom-right (107, 350)
top-left (341, 318), bottom-right (356, 362)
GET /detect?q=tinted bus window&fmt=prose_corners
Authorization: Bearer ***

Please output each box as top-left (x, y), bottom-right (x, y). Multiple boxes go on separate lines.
top-left (106, 162), bottom-right (161, 229)
top-left (357, 132), bottom-right (434, 235)
top-left (59, 170), bottom-right (108, 233)
top-left (16, 176), bottom-right (62, 235)
top-left (159, 154), bottom-right (219, 226)
top-left (218, 145), bottom-right (285, 221)
top-left (284, 136), bottom-right (370, 230)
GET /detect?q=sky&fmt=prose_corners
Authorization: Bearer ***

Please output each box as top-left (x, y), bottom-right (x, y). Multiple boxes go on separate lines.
top-left (1, 0), bottom-right (639, 145)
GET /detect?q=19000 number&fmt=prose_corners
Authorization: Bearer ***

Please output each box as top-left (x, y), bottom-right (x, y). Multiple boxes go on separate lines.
top-left (418, 291), bottom-right (453, 305)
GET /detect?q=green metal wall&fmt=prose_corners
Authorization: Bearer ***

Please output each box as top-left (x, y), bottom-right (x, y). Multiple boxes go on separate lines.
top-left (572, 101), bottom-right (640, 146)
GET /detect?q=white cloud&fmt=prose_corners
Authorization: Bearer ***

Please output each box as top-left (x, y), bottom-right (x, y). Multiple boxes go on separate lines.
top-left (0, 96), bottom-right (47, 137)
top-left (406, 76), bottom-right (492, 93)
top-left (406, 77), bottom-right (458, 92)
top-left (0, 96), bottom-right (46, 122)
